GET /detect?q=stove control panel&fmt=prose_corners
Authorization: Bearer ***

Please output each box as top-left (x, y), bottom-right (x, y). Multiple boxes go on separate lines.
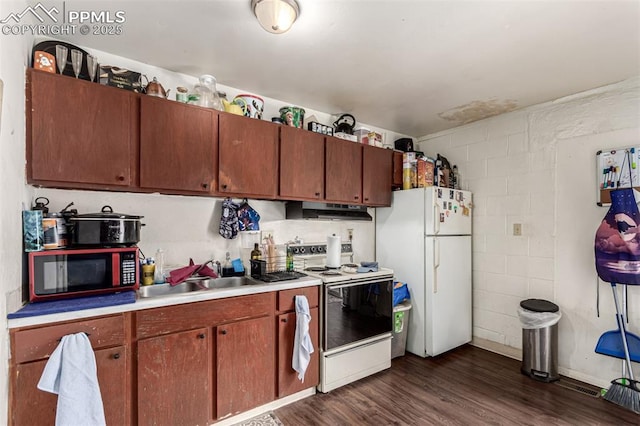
top-left (289, 242), bottom-right (352, 256)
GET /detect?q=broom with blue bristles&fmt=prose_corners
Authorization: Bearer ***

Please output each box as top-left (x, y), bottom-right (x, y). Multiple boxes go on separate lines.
top-left (602, 283), bottom-right (640, 413)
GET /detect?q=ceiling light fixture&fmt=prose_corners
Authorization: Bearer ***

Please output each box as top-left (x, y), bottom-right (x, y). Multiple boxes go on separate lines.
top-left (251, 0), bottom-right (300, 34)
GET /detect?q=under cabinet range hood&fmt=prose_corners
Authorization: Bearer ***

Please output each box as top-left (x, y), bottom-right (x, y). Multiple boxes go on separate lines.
top-left (285, 202), bottom-right (372, 221)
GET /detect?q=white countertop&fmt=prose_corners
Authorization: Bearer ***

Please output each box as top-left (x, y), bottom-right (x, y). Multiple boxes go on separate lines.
top-left (7, 276), bottom-right (322, 329)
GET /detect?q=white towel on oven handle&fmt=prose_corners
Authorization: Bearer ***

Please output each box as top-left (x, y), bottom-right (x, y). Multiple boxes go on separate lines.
top-left (293, 295), bottom-right (314, 382)
top-left (37, 332), bottom-right (106, 426)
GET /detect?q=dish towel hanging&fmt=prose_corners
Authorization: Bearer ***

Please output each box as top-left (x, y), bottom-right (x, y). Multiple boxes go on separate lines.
top-left (37, 332), bottom-right (106, 426)
top-left (292, 295), bottom-right (314, 382)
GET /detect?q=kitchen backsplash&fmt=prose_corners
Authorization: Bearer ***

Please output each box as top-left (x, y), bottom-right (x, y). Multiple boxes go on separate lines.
top-left (32, 188), bottom-right (376, 269)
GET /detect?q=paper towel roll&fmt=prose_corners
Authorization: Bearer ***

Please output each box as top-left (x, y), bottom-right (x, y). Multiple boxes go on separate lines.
top-left (327, 234), bottom-right (341, 268)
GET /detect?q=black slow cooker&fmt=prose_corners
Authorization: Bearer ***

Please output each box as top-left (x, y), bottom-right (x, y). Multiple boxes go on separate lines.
top-left (68, 205), bottom-right (143, 247)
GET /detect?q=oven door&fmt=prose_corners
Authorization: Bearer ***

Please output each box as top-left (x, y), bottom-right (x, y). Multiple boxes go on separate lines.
top-left (323, 277), bottom-right (393, 352)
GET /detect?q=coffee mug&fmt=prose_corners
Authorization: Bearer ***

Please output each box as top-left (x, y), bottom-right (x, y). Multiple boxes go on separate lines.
top-left (279, 106), bottom-right (305, 128)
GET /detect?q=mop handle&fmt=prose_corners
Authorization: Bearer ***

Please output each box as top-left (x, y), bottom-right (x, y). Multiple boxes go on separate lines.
top-left (612, 283), bottom-right (635, 381)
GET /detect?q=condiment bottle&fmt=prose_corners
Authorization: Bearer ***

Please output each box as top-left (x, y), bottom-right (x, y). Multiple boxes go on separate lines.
top-left (286, 246), bottom-right (294, 272)
top-left (251, 243), bottom-right (262, 260)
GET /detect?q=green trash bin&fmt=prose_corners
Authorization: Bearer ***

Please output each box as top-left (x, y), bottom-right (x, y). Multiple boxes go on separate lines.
top-left (392, 301), bottom-right (412, 359)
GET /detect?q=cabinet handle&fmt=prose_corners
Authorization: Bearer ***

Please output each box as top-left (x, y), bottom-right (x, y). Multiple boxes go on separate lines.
top-left (201, 183), bottom-right (208, 189)
top-left (354, 195), bottom-right (359, 200)
top-left (221, 184), bottom-right (228, 190)
top-left (281, 318), bottom-right (288, 323)
top-left (113, 353), bottom-right (120, 359)
top-left (197, 333), bottom-right (206, 339)
top-left (315, 192), bottom-right (320, 197)
top-left (117, 175), bottom-right (125, 182)
top-left (220, 329), bottom-right (227, 335)
top-left (364, 197), bottom-right (369, 201)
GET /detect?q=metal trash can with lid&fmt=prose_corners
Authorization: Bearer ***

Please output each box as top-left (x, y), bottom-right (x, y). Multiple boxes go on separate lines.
top-left (518, 299), bottom-right (562, 382)
top-left (391, 301), bottom-right (412, 359)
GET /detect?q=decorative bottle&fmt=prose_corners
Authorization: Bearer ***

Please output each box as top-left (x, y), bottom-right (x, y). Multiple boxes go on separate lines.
top-left (251, 243), bottom-right (262, 260)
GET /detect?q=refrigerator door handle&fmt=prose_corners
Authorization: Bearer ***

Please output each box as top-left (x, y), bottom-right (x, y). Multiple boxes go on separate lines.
top-left (434, 202), bottom-right (441, 235)
top-left (434, 238), bottom-right (440, 293)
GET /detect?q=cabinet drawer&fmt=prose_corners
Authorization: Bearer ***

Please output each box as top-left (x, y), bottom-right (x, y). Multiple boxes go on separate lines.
top-left (136, 293), bottom-right (275, 339)
top-left (278, 286), bottom-right (319, 312)
top-left (12, 315), bottom-right (125, 364)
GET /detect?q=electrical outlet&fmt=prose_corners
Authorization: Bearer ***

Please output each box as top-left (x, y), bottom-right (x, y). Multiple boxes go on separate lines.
top-left (513, 223), bottom-right (522, 236)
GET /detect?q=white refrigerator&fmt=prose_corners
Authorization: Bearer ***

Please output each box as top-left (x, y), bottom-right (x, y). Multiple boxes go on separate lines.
top-left (376, 187), bottom-right (472, 357)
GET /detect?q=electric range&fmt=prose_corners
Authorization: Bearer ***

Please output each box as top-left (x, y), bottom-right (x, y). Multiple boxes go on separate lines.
top-left (290, 242), bottom-right (394, 393)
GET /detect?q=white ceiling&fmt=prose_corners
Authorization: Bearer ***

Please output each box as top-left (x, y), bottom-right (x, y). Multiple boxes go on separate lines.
top-left (29, 0), bottom-right (640, 137)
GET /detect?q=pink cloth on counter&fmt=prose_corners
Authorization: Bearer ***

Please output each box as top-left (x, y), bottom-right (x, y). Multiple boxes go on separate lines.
top-left (166, 259), bottom-right (218, 286)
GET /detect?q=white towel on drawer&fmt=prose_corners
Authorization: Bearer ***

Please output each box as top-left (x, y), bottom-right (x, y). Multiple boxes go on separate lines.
top-left (37, 332), bottom-right (106, 426)
top-left (293, 295), bottom-right (314, 382)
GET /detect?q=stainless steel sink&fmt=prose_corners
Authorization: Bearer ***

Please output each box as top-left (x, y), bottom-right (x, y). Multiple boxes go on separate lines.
top-left (207, 276), bottom-right (261, 289)
top-left (137, 276), bottom-right (262, 298)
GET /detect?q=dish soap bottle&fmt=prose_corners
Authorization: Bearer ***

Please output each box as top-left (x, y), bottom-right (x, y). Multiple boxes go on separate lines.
top-left (286, 246), bottom-right (294, 272)
top-left (222, 252), bottom-right (234, 277)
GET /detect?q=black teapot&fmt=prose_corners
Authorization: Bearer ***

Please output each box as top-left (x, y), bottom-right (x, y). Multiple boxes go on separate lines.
top-left (333, 114), bottom-right (356, 135)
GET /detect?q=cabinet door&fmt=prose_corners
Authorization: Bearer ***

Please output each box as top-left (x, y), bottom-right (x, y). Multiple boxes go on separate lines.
top-left (27, 69), bottom-right (137, 188)
top-left (392, 150), bottom-right (403, 189)
top-left (138, 328), bottom-right (210, 426)
top-left (216, 316), bottom-right (275, 418)
top-left (140, 97), bottom-right (218, 193)
top-left (218, 113), bottom-right (279, 198)
top-left (277, 307), bottom-right (319, 398)
top-left (279, 126), bottom-right (325, 200)
top-left (363, 145), bottom-right (393, 206)
top-left (325, 137), bottom-right (363, 204)
top-left (11, 346), bottom-right (128, 426)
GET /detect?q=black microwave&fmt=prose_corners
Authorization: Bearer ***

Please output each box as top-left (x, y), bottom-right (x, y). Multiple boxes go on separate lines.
top-left (28, 247), bottom-right (139, 302)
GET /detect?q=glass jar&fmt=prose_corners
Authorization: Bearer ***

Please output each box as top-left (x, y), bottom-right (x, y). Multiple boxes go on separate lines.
top-left (153, 249), bottom-right (165, 284)
top-left (192, 75), bottom-right (224, 111)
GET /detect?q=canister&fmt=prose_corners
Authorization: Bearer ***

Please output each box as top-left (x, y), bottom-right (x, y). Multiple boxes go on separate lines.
top-left (141, 263), bottom-right (155, 286)
top-left (42, 218), bottom-right (60, 250)
top-left (23, 210), bottom-right (44, 252)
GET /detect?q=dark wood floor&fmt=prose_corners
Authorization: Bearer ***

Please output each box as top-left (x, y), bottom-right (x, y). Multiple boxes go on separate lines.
top-left (275, 345), bottom-right (639, 425)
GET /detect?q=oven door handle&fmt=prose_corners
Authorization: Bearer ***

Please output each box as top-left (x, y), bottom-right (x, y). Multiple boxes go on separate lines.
top-left (325, 278), bottom-right (392, 291)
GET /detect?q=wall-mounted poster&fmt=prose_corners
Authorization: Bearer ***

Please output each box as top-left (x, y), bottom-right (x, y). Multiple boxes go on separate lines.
top-left (596, 146), bottom-right (640, 206)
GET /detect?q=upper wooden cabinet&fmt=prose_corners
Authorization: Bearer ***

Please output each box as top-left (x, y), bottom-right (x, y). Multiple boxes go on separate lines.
top-left (325, 136), bottom-right (363, 204)
top-left (392, 150), bottom-right (404, 190)
top-left (25, 70), bottom-right (393, 205)
top-left (218, 113), bottom-right (279, 198)
top-left (279, 126), bottom-right (325, 201)
top-left (363, 145), bottom-right (394, 206)
top-left (139, 97), bottom-right (218, 193)
top-left (27, 69), bottom-right (138, 189)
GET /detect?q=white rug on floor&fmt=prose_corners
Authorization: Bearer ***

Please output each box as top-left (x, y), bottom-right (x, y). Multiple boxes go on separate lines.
top-left (234, 411), bottom-right (284, 426)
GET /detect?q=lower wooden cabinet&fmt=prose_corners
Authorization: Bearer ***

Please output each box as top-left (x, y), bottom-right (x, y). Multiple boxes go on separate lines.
top-left (137, 328), bottom-right (210, 425)
top-left (216, 316), bottom-right (275, 418)
top-left (9, 287), bottom-right (320, 425)
top-left (9, 315), bottom-right (129, 426)
top-left (277, 307), bottom-right (320, 397)
top-left (276, 286), bottom-right (320, 398)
